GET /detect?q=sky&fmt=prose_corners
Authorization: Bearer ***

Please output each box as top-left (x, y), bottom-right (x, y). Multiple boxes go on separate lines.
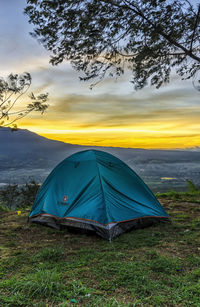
top-left (0, 0), bottom-right (199, 149)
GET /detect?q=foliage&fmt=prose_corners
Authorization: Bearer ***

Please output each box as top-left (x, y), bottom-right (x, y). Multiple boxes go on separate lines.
top-left (0, 204), bottom-right (10, 212)
top-left (0, 184), bottom-right (20, 210)
top-left (25, 0), bottom-right (200, 89)
top-left (186, 179), bottom-right (199, 192)
top-left (0, 72), bottom-right (48, 128)
top-left (0, 180), bottom-right (40, 210)
top-left (20, 180), bottom-right (40, 208)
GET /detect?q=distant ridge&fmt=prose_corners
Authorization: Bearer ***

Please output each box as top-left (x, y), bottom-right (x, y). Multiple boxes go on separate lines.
top-left (1, 126), bottom-right (199, 164)
top-left (0, 127), bottom-right (81, 166)
top-left (0, 127), bottom-right (200, 191)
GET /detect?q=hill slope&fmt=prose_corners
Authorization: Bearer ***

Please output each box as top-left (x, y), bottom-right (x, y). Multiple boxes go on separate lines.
top-left (0, 127), bottom-right (200, 191)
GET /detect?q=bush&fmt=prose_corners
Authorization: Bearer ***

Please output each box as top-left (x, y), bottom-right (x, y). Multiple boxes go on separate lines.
top-left (20, 180), bottom-right (40, 208)
top-left (186, 179), bottom-right (199, 192)
top-left (0, 180), bottom-right (40, 210)
top-left (0, 184), bottom-right (20, 210)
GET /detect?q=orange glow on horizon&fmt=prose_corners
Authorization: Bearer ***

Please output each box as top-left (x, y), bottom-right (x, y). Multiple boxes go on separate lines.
top-left (39, 131), bottom-right (199, 149)
top-left (19, 115), bottom-right (200, 150)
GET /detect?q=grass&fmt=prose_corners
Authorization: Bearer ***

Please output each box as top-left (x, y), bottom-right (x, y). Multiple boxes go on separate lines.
top-left (0, 191), bottom-right (200, 306)
top-left (156, 189), bottom-right (200, 203)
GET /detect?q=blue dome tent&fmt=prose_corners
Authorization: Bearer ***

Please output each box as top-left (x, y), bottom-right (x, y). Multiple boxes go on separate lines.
top-left (29, 150), bottom-right (169, 240)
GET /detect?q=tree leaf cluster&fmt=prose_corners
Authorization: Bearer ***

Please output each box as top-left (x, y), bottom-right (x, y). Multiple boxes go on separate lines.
top-left (25, 0), bottom-right (200, 89)
top-left (0, 73), bottom-right (49, 127)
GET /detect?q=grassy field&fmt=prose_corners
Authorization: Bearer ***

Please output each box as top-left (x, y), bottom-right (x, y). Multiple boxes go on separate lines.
top-left (0, 191), bottom-right (200, 306)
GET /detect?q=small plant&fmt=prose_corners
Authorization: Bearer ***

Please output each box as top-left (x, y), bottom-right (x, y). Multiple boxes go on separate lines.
top-left (65, 280), bottom-right (91, 297)
top-left (186, 179), bottom-right (199, 192)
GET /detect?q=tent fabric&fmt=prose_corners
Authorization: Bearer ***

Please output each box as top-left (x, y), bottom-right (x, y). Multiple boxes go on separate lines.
top-left (29, 150), bottom-right (169, 240)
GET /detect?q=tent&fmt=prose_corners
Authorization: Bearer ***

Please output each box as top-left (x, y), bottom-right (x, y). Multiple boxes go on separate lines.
top-left (29, 150), bottom-right (169, 240)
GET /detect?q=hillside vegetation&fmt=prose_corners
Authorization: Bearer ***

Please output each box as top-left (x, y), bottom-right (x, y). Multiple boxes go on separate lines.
top-left (0, 192), bottom-right (200, 306)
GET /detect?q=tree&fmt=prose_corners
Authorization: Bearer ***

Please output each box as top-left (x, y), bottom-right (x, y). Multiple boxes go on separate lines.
top-left (25, 0), bottom-right (200, 89)
top-left (0, 72), bottom-right (48, 128)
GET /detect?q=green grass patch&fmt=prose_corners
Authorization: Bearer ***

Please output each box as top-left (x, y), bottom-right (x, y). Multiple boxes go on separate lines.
top-left (0, 204), bottom-right (10, 212)
top-left (156, 189), bottom-right (200, 203)
top-left (1, 192), bottom-right (200, 306)
top-left (32, 245), bottom-right (65, 263)
top-left (0, 269), bottom-right (64, 299)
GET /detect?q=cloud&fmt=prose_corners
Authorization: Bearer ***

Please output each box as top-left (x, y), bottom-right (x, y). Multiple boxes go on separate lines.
top-left (43, 90), bottom-right (200, 130)
top-left (1, 0), bottom-right (199, 149)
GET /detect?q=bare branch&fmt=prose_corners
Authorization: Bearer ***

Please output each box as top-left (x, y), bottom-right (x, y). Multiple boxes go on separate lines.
top-left (0, 92), bottom-right (14, 108)
top-left (190, 4), bottom-right (200, 51)
top-left (6, 83), bottom-right (30, 113)
top-left (3, 109), bottom-right (33, 127)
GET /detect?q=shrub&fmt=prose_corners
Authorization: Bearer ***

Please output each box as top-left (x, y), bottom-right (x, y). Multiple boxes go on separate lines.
top-left (186, 179), bottom-right (199, 192)
top-left (20, 180), bottom-right (40, 208)
top-left (0, 180), bottom-right (40, 210)
top-left (0, 184), bottom-right (20, 210)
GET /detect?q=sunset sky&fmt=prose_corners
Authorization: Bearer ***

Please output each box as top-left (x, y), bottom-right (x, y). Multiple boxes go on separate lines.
top-left (0, 0), bottom-right (199, 149)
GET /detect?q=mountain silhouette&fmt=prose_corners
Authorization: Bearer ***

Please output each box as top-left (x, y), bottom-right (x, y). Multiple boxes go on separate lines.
top-left (0, 127), bottom-right (199, 191)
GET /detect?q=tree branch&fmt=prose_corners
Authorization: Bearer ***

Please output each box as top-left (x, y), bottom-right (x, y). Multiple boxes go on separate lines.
top-left (0, 73), bottom-right (48, 127)
top-left (0, 91), bottom-right (14, 107)
top-left (184, 0), bottom-right (198, 16)
top-left (126, 0), bottom-right (200, 62)
top-left (190, 4), bottom-right (200, 51)
top-left (6, 84), bottom-right (30, 113)
top-left (3, 109), bottom-right (34, 127)
top-left (101, 0), bottom-right (200, 63)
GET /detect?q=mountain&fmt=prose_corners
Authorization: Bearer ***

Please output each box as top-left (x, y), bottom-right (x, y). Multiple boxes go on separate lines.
top-left (0, 127), bottom-right (82, 168)
top-left (0, 127), bottom-right (200, 192)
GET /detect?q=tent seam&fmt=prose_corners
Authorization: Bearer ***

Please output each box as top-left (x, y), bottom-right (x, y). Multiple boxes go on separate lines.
top-left (93, 151), bottom-right (109, 223)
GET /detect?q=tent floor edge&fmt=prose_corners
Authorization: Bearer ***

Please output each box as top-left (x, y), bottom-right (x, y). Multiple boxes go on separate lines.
top-left (29, 215), bottom-right (170, 241)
